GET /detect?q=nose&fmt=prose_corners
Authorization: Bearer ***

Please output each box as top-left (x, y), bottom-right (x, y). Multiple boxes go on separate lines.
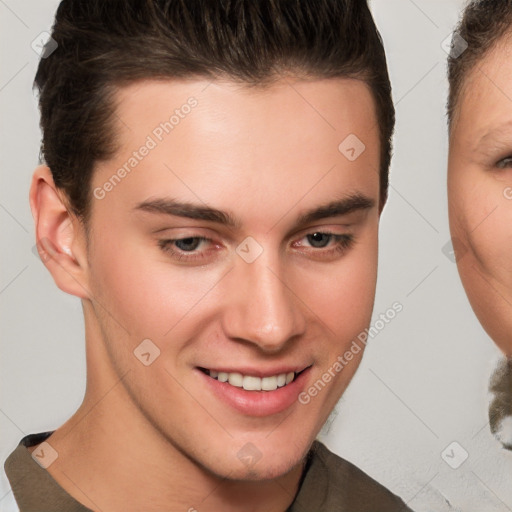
top-left (221, 255), bottom-right (306, 353)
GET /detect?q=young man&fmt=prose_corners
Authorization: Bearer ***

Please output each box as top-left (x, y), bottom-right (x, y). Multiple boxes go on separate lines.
top-left (4, 0), bottom-right (410, 510)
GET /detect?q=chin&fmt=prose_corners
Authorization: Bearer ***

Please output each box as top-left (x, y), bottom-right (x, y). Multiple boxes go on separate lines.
top-left (202, 439), bottom-right (311, 482)
top-left (218, 456), bottom-right (303, 482)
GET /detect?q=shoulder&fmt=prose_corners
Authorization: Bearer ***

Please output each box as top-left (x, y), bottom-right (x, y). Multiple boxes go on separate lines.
top-left (4, 433), bottom-right (91, 512)
top-left (289, 440), bottom-right (411, 512)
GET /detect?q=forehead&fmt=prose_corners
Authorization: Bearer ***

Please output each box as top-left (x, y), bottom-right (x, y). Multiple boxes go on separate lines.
top-left (454, 39), bottom-right (512, 142)
top-left (111, 76), bottom-right (378, 142)
top-left (91, 77), bottom-right (380, 224)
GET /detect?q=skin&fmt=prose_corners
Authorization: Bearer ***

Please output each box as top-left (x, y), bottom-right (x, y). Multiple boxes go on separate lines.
top-left (449, 38), bottom-right (512, 357)
top-left (29, 77), bottom-right (381, 511)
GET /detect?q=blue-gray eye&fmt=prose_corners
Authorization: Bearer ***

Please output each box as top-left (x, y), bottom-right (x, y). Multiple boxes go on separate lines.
top-left (496, 156), bottom-right (512, 169)
top-left (306, 232), bottom-right (333, 248)
top-left (174, 237), bottom-right (203, 251)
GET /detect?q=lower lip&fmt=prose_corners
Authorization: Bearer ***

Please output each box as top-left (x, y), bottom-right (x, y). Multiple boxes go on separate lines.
top-left (198, 368), bottom-right (311, 417)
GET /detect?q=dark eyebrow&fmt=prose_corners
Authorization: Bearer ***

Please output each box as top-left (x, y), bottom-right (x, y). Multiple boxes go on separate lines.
top-left (295, 194), bottom-right (375, 226)
top-left (133, 193), bottom-right (375, 230)
top-left (133, 197), bottom-right (241, 228)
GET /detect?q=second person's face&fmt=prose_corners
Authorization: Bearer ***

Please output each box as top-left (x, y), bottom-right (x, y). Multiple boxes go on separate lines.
top-left (449, 39), bottom-right (512, 356)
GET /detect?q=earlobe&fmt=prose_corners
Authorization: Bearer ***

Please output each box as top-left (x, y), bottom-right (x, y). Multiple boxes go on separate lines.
top-left (29, 165), bottom-right (91, 299)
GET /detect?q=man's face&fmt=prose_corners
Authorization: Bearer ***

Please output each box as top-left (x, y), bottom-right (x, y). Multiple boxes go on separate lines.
top-left (84, 77), bottom-right (380, 479)
top-left (448, 41), bottom-right (512, 357)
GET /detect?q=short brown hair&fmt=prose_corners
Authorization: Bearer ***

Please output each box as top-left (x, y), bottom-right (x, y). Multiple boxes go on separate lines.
top-left (448, 0), bottom-right (512, 127)
top-left (35, 0), bottom-right (394, 227)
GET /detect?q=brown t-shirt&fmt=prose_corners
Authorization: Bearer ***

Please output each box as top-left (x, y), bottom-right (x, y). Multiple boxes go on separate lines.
top-left (4, 432), bottom-right (411, 511)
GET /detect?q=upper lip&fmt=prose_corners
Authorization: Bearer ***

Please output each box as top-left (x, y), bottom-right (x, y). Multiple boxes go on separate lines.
top-left (198, 365), bottom-right (311, 378)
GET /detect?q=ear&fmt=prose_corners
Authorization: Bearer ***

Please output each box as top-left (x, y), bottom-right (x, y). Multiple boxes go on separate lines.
top-left (29, 165), bottom-right (91, 299)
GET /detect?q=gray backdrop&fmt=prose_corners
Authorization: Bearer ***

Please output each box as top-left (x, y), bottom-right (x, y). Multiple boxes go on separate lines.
top-left (2, 1), bottom-right (511, 511)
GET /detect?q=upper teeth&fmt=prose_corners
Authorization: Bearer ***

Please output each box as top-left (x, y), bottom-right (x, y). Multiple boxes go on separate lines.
top-left (209, 370), bottom-right (295, 391)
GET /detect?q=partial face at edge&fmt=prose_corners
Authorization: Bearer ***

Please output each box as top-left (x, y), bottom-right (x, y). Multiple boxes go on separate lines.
top-left (449, 39), bottom-right (512, 356)
top-left (85, 77), bottom-right (381, 479)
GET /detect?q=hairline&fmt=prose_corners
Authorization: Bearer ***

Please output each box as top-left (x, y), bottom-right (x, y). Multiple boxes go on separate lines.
top-left (448, 20), bottom-right (512, 132)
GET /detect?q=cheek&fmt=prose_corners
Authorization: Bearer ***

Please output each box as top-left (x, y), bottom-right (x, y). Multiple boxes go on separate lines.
top-left (466, 220), bottom-right (512, 275)
top-left (291, 232), bottom-right (378, 337)
top-left (449, 164), bottom-right (512, 354)
top-left (87, 232), bottom-right (227, 339)
top-left (452, 176), bottom-right (512, 280)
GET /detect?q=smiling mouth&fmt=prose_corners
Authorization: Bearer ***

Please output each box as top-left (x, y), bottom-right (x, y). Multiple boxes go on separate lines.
top-left (199, 368), bottom-right (308, 391)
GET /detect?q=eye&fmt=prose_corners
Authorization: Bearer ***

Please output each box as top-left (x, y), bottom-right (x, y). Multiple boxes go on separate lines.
top-left (293, 231), bottom-right (355, 260)
top-left (173, 237), bottom-right (203, 252)
top-left (496, 156), bottom-right (512, 169)
top-left (305, 232), bottom-right (335, 248)
top-left (158, 236), bottom-right (216, 262)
